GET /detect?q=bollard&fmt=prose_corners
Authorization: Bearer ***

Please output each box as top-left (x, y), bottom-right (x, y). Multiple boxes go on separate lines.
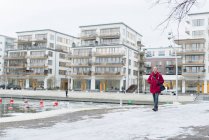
top-left (40, 99), bottom-right (44, 107)
top-left (120, 99), bottom-right (123, 107)
top-left (10, 98), bottom-right (14, 104)
top-left (53, 101), bottom-right (58, 107)
top-left (128, 100), bottom-right (133, 105)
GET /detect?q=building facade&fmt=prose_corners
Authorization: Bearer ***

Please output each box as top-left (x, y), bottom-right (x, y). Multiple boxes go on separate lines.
top-left (143, 47), bottom-right (182, 93)
top-left (0, 35), bottom-right (15, 85)
top-left (175, 12), bottom-right (209, 94)
top-left (4, 29), bottom-right (78, 89)
top-left (70, 23), bottom-right (143, 92)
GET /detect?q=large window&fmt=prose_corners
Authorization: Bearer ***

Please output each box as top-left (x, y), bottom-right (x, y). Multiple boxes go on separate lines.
top-left (192, 19), bottom-right (204, 26)
top-left (158, 51), bottom-right (165, 56)
top-left (35, 34), bottom-right (47, 40)
top-left (192, 30), bottom-right (204, 37)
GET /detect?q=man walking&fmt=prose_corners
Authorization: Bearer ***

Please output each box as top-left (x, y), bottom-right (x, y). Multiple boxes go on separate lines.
top-left (147, 67), bottom-right (164, 111)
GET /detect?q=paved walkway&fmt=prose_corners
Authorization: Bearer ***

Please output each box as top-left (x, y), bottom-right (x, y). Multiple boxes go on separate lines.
top-left (0, 89), bottom-right (195, 105)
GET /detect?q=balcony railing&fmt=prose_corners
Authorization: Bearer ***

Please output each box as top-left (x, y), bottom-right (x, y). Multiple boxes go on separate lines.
top-left (183, 60), bottom-right (204, 65)
top-left (177, 49), bottom-right (205, 55)
top-left (144, 64), bottom-right (151, 68)
top-left (28, 55), bottom-right (48, 59)
top-left (4, 56), bottom-right (27, 60)
top-left (94, 52), bottom-right (125, 57)
top-left (165, 64), bottom-right (175, 67)
top-left (94, 72), bottom-right (124, 76)
top-left (71, 63), bottom-right (92, 67)
top-left (34, 38), bottom-right (47, 42)
top-left (69, 53), bottom-right (92, 58)
top-left (70, 71), bottom-right (92, 77)
top-left (99, 32), bottom-right (120, 39)
top-left (80, 34), bottom-right (97, 40)
top-left (166, 71), bottom-right (175, 75)
top-left (94, 62), bottom-right (124, 67)
top-left (182, 72), bottom-right (205, 77)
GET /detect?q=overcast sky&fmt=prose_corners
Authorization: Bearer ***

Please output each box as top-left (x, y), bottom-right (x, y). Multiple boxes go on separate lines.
top-left (0, 0), bottom-right (209, 47)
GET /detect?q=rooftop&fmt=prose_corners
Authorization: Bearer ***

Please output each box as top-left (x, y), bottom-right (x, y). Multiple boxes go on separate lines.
top-left (79, 22), bottom-right (142, 37)
top-left (16, 29), bottom-right (78, 39)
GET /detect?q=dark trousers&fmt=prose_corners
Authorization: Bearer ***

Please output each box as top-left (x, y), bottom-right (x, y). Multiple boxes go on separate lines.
top-left (152, 93), bottom-right (159, 110)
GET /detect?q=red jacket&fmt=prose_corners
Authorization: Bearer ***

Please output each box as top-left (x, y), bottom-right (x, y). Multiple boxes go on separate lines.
top-left (147, 72), bottom-right (164, 94)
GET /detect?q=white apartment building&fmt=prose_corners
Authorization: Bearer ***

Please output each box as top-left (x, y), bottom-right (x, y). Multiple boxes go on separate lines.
top-left (0, 35), bottom-right (15, 85)
top-left (5, 29), bottom-right (78, 89)
top-left (175, 12), bottom-right (209, 94)
top-left (70, 23), bottom-right (143, 92)
top-left (143, 47), bottom-right (182, 93)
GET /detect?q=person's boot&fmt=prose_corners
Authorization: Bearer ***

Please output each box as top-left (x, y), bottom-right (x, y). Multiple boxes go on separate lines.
top-left (152, 108), bottom-right (157, 111)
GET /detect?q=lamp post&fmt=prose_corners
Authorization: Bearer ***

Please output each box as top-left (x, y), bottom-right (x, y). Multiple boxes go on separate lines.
top-left (168, 32), bottom-right (178, 100)
top-left (197, 75), bottom-right (200, 94)
top-left (137, 41), bottom-right (144, 94)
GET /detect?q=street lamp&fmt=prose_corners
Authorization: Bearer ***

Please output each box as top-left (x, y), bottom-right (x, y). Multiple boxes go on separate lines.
top-left (168, 32), bottom-right (178, 100)
top-left (137, 41), bottom-right (144, 94)
top-left (197, 75), bottom-right (200, 95)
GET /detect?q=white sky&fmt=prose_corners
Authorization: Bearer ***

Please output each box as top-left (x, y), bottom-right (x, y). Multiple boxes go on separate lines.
top-left (0, 0), bottom-right (209, 47)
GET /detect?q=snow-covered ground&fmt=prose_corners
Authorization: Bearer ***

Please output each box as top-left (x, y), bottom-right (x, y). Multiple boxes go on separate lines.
top-left (2, 101), bottom-right (209, 140)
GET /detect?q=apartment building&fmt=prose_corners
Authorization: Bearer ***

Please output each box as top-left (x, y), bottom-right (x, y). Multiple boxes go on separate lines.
top-left (175, 12), bottom-right (209, 94)
top-left (143, 47), bottom-right (183, 93)
top-left (5, 29), bottom-right (78, 89)
top-left (0, 35), bottom-right (15, 85)
top-left (70, 23), bottom-right (143, 92)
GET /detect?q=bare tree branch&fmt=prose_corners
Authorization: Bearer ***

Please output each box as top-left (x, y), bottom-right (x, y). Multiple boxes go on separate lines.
top-left (154, 0), bottom-right (198, 30)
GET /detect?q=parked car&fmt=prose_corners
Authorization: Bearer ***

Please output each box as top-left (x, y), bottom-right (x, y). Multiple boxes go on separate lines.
top-left (0, 84), bottom-right (6, 89)
top-left (6, 84), bottom-right (21, 90)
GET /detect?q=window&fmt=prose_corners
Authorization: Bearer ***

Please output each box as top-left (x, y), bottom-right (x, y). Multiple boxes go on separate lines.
top-left (158, 51), bottom-right (165, 56)
top-left (192, 30), bottom-right (204, 36)
top-left (50, 35), bottom-right (54, 40)
top-left (128, 69), bottom-right (131, 74)
top-left (50, 43), bottom-right (54, 49)
top-left (192, 19), bottom-right (204, 26)
top-left (129, 59), bottom-right (131, 65)
top-left (48, 60), bottom-right (52, 65)
top-left (146, 51), bottom-right (152, 57)
top-left (59, 53), bottom-right (66, 59)
top-left (48, 69), bottom-right (52, 74)
top-left (48, 51), bottom-right (53, 57)
top-left (35, 34), bottom-right (47, 40)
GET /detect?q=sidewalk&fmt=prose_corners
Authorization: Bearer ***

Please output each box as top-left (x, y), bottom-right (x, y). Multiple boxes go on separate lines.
top-left (0, 89), bottom-right (195, 105)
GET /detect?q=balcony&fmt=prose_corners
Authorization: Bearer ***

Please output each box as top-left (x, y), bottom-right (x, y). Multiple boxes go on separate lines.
top-left (165, 64), bottom-right (175, 68)
top-left (94, 52), bottom-right (125, 57)
top-left (94, 72), bottom-right (124, 77)
top-left (183, 60), bottom-right (204, 66)
top-left (71, 63), bottom-right (92, 67)
top-left (145, 71), bottom-right (151, 75)
top-left (144, 64), bottom-right (151, 68)
top-left (166, 71), bottom-right (175, 75)
top-left (69, 53), bottom-right (92, 58)
top-left (182, 72), bottom-right (205, 77)
top-left (70, 71), bottom-right (92, 77)
top-left (33, 38), bottom-right (47, 42)
top-left (99, 32), bottom-right (120, 39)
top-left (94, 62), bottom-right (124, 67)
top-left (4, 64), bottom-right (27, 68)
top-left (177, 49), bottom-right (205, 55)
top-left (4, 56), bottom-right (26, 60)
top-left (29, 65), bottom-right (48, 68)
top-left (28, 55), bottom-right (48, 59)
top-left (80, 34), bottom-right (97, 40)
top-left (16, 39), bottom-right (33, 44)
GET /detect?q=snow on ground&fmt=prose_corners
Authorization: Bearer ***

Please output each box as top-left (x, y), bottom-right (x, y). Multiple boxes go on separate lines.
top-left (2, 101), bottom-right (209, 140)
